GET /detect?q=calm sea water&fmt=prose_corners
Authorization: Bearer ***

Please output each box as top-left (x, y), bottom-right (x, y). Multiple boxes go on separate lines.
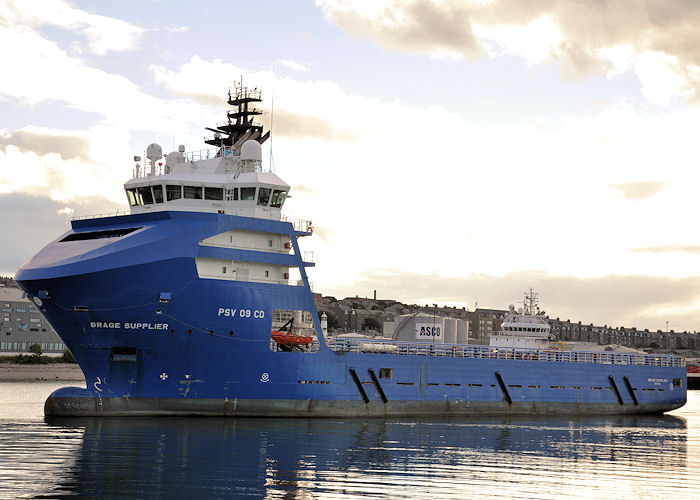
top-left (1, 382), bottom-right (699, 499)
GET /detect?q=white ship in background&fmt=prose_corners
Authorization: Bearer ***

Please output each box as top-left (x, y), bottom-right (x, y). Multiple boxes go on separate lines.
top-left (489, 290), bottom-right (551, 350)
top-left (490, 289), bottom-right (646, 354)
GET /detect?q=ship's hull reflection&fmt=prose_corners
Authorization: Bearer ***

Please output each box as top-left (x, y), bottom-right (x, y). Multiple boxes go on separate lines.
top-left (44, 415), bottom-right (688, 498)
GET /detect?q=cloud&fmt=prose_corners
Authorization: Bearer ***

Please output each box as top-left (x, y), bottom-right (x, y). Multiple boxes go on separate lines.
top-left (0, 128), bottom-right (91, 162)
top-left (150, 56), bottom-right (254, 106)
top-left (150, 56), bottom-right (359, 142)
top-left (316, 0), bottom-right (700, 102)
top-left (279, 60), bottom-right (308, 71)
top-left (161, 25), bottom-right (189, 34)
top-left (272, 109), bottom-right (357, 141)
top-left (473, 13), bottom-right (564, 65)
top-left (327, 269), bottom-right (700, 331)
top-left (292, 184), bottom-right (317, 194)
top-left (632, 246), bottom-right (700, 255)
top-left (31, 50), bottom-right (694, 303)
top-left (0, 125), bottom-right (132, 204)
top-left (320, 0), bottom-right (482, 58)
top-left (310, 225), bottom-right (338, 244)
top-left (0, 24), bottom-right (199, 132)
top-left (609, 182), bottom-right (668, 201)
top-left (0, 0), bottom-right (143, 54)
top-left (635, 51), bottom-right (689, 105)
top-left (0, 29), bottom-right (220, 206)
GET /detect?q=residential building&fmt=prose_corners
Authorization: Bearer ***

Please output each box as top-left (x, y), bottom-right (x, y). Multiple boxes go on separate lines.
top-left (0, 285), bottom-right (66, 355)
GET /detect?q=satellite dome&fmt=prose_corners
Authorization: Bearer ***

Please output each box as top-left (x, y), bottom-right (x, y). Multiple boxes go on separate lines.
top-left (166, 151), bottom-right (184, 166)
top-left (146, 143), bottom-right (162, 164)
top-left (241, 140), bottom-right (262, 162)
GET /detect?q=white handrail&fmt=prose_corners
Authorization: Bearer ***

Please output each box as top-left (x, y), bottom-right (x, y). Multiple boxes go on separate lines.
top-left (327, 339), bottom-right (685, 367)
top-left (71, 211), bottom-right (127, 221)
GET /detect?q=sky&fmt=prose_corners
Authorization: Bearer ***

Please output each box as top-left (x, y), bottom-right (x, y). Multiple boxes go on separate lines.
top-left (2, 0), bottom-right (700, 331)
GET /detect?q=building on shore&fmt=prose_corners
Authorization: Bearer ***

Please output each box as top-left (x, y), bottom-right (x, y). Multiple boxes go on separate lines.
top-left (313, 292), bottom-right (699, 356)
top-left (0, 285), bottom-right (66, 355)
top-left (466, 308), bottom-right (508, 344)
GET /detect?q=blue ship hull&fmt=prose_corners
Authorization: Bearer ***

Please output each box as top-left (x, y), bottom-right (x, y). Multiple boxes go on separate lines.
top-left (16, 211), bottom-right (687, 416)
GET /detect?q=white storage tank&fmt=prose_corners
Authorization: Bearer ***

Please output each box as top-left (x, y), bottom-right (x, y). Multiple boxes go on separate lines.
top-left (443, 318), bottom-right (457, 344)
top-left (383, 321), bottom-right (395, 337)
top-left (456, 319), bottom-right (468, 344)
top-left (394, 313), bottom-right (445, 343)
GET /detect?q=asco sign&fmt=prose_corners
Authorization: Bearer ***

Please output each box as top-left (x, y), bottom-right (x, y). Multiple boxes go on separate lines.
top-left (415, 319), bottom-right (442, 340)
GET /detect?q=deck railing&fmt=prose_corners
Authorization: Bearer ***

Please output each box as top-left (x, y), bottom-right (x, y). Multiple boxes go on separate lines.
top-left (270, 340), bottom-right (321, 353)
top-left (184, 146), bottom-right (224, 162)
top-left (281, 215), bottom-right (313, 234)
top-left (327, 339), bottom-right (685, 368)
top-left (71, 210), bottom-right (128, 221)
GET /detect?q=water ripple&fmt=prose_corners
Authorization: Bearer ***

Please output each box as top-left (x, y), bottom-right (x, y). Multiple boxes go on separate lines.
top-left (0, 384), bottom-right (699, 499)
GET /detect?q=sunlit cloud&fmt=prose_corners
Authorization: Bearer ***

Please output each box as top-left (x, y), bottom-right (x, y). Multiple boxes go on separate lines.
top-left (317, 0), bottom-right (700, 102)
top-left (609, 182), bottom-right (668, 201)
top-left (473, 14), bottom-right (564, 65)
top-left (632, 246), bottom-right (700, 255)
top-left (0, 128), bottom-right (91, 162)
top-left (1, 0), bottom-right (699, 333)
top-left (150, 56), bottom-right (362, 141)
top-left (634, 51), bottom-right (690, 105)
top-left (0, 125), bottom-right (133, 204)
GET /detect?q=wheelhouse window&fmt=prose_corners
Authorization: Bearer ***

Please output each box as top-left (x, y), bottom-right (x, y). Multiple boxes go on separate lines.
top-left (240, 187), bottom-right (256, 201)
top-left (205, 187), bottom-right (224, 200)
top-left (270, 190), bottom-right (287, 208)
top-left (137, 186), bottom-right (154, 205)
top-left (184, 186), bottom-right (203, 199)
top-left (257, 188), bottom-right (271, 206)
top-left (152, 185), bottom-right (164, 203)
top-left (166, 185), bottom-right (182, 201)
top-left (126, 188), bottom-right (138, 206)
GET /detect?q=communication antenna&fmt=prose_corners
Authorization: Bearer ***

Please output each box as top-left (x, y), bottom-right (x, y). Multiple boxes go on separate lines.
top-left (269, 57), bottom-right (276, 173)
top-left (523, 288), bottom-right (539, 315)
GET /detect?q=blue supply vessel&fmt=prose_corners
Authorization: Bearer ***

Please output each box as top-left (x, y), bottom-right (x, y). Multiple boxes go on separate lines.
top-left (15, 84), bottom-right (686, 416)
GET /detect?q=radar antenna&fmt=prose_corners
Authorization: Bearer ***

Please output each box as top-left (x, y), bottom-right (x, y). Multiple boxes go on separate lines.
top-left (523, 288), bottom-right (539, 316)
top-left (204, 76), bottom-right (270, 154)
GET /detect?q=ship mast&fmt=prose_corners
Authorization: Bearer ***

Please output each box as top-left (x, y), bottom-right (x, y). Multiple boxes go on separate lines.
top-left (204, 77), bottom-right (270, 153)
top-left (523, 288), bottom-right (539, 315)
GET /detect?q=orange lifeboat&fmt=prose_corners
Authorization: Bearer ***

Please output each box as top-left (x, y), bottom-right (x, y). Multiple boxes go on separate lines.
top-left (271, 330), bottom-right (313, 346)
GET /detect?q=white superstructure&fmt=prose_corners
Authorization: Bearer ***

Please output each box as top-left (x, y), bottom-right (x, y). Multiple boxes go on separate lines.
top-left (490, 289), bottom-right (551, 349)
top-left (123, 82), bottom-right (291, 221)
top-left (118, 83), bottom-right (313, 287)
top-left (124, 140), bottom-right (290, 219)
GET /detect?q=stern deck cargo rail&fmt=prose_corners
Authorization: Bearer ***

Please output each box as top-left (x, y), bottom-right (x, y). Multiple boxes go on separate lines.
top-left (328, 339), bottom-right (684, 367)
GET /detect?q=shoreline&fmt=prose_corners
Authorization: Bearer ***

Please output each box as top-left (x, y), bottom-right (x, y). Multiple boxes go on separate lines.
top-left (0, 363), bottom-right (85, 382)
